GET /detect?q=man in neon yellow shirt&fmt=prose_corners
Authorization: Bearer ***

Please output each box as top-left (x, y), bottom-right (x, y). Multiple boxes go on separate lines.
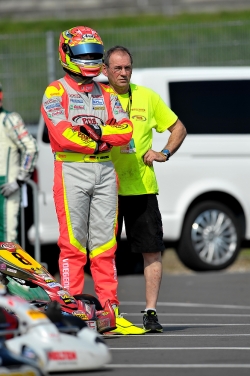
top-left (103, 46), bottom-right (187, 333)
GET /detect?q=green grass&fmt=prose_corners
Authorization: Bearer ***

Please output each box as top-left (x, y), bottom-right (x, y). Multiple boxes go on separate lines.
top-left (2, 9), bottom-right (250, 123)
top-left (239, 249), bottom-right (250, 258)
top-left (1, 10), bottom-right (250, 33)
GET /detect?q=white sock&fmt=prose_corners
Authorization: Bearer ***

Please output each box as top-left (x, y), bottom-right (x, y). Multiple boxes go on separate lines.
top-left (145, 308), bottom-right (156, 312)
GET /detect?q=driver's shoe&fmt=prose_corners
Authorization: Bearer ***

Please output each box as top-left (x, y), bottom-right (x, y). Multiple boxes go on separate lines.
top-left (109, 306), bottom-right (146, 335)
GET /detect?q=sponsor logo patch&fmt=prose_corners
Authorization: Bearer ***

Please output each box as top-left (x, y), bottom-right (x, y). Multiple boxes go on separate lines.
top-left (45, 103), bottom-right (63, 111)
top-left (72, 114), bottom-right (102, 125)
top-left (132, 115), bottom-right (146, 121)
top-left (132, 108), bottom-right (145, 112)
top-left (92, 98), bottom-right (104, 106)
top-left (7, 268), bottom-right (17, 274)
top-left (69, 93), bottom-right (82, 98)
top-left (45, 83), bottom-right (64, 98)
top-left (70, 99), bottom-right (84, 103)
top-left (72, 310), bottom-right (88, 320)
top-left (70, 105), bottom-right (85, 110)
top-left (0, 243), bottom-right (16, 249)
top-left (48, 351), bottom-right (77, 361)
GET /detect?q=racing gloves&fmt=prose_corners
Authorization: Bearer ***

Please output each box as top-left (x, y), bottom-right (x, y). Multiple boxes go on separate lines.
top-left (80, 124), bottom-right (102, 142)
top-left (80, 118), bottom-right (118, 142)
top-left (80, 119), bottom-right (118, 154)
top-left (0, 181), bottom-right (20, 198)
top-left (0, 172), bottom-right (31, 198)
top-left (97, 141), bottom-right (112, 153)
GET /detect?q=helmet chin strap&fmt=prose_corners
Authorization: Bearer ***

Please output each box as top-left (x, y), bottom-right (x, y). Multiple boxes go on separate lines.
top-left (63, 68), bottom-right (93, 83)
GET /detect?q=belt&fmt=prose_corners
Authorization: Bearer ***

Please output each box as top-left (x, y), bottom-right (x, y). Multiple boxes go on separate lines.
top-left (54, 151), bottom-right (111, 163)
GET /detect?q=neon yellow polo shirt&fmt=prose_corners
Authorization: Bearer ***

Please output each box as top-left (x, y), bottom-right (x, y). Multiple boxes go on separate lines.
top-left (111, 83), bottom-right (178, 195)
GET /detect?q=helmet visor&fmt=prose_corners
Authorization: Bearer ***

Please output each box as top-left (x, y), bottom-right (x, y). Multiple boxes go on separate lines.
top-left (71, 58), bottom-right (103, 67)
top-left (70, 43), bottom-right (104, 57)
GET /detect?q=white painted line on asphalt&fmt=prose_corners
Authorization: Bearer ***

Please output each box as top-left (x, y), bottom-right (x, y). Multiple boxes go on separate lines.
top-left (132, 323), bottom-right (250, 326)
top-left (109, 347), bottom-right (250, 350)
top-left (179, 323), bottom-right (250, 325)
top-left (146, 334), bottom-right (250, 337)
top-left (126, 313), bottom-right (250, 317)
top-left (120, 301), bottom-right (250, 309)
top-left (106, 364), bottom-right (250, 368)
top-left (103, 334), bottom-right (250, 338)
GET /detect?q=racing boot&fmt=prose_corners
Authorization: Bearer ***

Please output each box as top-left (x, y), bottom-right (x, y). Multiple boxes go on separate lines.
top-left (108, 306), bottom-right (146, 335)
top-left (96, 299), bottom-right (117, 334)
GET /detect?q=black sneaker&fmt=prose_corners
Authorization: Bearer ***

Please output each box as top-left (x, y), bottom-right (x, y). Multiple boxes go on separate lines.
top-left (141, 310), bottom-right (163, 333)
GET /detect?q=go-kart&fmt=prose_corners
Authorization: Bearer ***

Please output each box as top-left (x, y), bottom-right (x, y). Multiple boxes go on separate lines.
top-left (0, 241), bottom-right (116, 334)
top-left (0, 347), bottom-right (44, 376)
top-left (0, 333), bottom-right (45, 376)
top-left (0, 283), bottom-right (111, 373)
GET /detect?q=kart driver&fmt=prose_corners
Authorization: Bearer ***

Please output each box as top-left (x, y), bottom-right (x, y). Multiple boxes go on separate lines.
top-left (41, 26), bottom-right (145, 335)
top-left (0, 82), bottom-right (38, 242)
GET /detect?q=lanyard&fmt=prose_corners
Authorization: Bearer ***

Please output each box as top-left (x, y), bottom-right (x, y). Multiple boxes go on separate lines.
top-left (126, 85), bottom-right (132, 118)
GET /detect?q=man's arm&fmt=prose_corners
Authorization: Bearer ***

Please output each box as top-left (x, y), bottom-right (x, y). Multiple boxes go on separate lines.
top-left (143, 119), bottom-right (187, 166)
top-left (0, 111), bottom-right (39, 197)
top-left (5, 112), bottom-right (39, 179)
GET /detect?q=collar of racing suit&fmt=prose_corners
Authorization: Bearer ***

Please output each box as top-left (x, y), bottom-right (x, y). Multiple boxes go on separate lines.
top-left (63, 70), bottom-right (94, 93)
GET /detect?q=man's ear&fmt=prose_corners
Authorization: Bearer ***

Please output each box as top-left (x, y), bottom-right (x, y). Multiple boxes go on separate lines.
top-left (102, 64), bottom-right (108, 77)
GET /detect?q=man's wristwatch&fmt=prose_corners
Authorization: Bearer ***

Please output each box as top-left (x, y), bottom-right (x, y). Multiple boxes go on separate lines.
top-left (160, 149), bottom-right (171, 161)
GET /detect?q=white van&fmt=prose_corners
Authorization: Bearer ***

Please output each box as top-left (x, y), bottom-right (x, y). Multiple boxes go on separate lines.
top-left (28, 67), bottom-right (250, 272)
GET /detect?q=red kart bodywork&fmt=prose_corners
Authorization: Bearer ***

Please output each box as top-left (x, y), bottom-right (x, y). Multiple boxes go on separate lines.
top-left (0, 242), bottom-right (116, 334)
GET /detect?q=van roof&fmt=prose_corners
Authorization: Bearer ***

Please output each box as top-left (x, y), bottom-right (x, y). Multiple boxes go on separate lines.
top-left (96, 66), bottom-right (250, 83)
top-left (130, 66), bottom-right (250, 81)
top-left (95, 66), bottom-right (250, 105)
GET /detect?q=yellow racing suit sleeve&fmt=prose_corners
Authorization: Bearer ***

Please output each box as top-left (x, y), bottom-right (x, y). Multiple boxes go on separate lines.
top-left (98, 83), bottom-right (133, 146)
top-left (100, 118), bottom-right (133, 146)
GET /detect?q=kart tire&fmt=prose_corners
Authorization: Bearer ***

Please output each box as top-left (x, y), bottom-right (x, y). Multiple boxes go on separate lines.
top-left (74, 293), bottom-right (103, 310)
top-left (45, 300), bottom-right (87, 331)
top-left (177, 200), bottom-right (242, 271)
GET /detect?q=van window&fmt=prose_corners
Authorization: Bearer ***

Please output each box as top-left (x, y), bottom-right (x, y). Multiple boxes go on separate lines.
top-left (169, 80), bottom-right (250, 134)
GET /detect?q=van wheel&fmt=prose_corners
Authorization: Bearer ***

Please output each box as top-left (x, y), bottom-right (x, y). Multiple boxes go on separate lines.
top-left (177, 201), bottom-right (241, 271)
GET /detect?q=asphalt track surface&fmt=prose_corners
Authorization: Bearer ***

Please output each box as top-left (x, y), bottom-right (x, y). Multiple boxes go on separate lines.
top-left (53, 270), bottom-right (250, 376)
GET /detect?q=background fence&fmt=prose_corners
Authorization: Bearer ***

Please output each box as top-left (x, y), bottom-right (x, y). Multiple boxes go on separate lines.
top-left (1, 20), bottom-right (250, 125)
top-left (2, 0), bottom-right (250, 21)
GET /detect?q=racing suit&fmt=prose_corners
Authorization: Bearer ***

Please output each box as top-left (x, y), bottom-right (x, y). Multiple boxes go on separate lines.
top-left (41, 74), bottom-right (133, 307)
top-left (0, 108), bottom-right (38, 242)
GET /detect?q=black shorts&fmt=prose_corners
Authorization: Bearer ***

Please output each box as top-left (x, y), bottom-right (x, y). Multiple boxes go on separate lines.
top-left (117, 194), bottom-right (165, 254)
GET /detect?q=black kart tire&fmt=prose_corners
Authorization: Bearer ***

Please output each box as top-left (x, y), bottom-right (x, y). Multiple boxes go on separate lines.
top-left (74, 293), bottom-right (103, 310)
top-left (177, 201), bottom-right (242, 271)
top-left (45, 300), bottom-right (87, 330)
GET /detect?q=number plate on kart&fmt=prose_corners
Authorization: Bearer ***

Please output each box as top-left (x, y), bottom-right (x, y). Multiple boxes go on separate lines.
top-left (87, 320), bottom-right (97, 330)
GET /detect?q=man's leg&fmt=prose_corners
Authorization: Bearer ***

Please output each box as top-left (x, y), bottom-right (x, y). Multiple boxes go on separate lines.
top-left (88, 163), bottom-right (119, 307)
top-left (143, 251), bottom-right (162, 309)
top-left (54, 162), bottom-right (90, 295)
top-left (142, 250), bottom-right (163, 332)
